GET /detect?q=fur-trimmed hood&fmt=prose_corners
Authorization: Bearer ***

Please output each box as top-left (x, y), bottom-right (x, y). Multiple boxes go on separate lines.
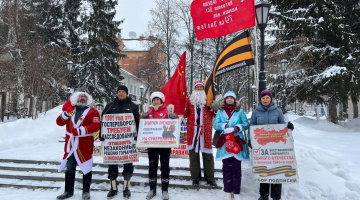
top-left (70, 91), bottom-right (94, 107)
top-left (219, 100), bottom-right (241, 111)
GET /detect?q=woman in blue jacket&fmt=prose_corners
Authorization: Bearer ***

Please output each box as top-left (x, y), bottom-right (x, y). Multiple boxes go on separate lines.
top-left (250, 90), bottom-right (294, 200)
top-left (213, 91), bottom-right (250, 200)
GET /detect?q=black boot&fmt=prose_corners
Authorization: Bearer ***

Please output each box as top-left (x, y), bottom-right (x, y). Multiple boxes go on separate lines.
top-left (57, 172), bottom-right (75, 199)
top-left (207, 180), bottom-right (217, 187)
top-left (123, 180), bottom-right (131, 198)
top-left (161, 179), bottom-right (169, 200)
top-left (107, 179), bottom-right (118, 198)
top-left (82, 172), bottom-right (92, 200)
top-left (146, 179), bottom-right (157, 200)
top-left (258, 196), bottom-right (269, 200)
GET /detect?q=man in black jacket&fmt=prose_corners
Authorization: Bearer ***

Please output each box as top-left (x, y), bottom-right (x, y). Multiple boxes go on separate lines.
top-left (100, 85), bottom-right (140, 199)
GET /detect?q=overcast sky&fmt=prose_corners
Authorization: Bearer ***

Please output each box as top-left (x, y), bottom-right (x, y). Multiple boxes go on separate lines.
top-left (115, 0), bottom-right (157, 39)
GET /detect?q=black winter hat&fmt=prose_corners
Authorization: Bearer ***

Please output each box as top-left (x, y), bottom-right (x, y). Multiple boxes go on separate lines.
top-left (117, 85), bottom-right (128, 94)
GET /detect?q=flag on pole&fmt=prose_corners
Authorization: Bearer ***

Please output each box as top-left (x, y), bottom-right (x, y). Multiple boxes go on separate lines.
top-left (204, 31), bottom-right (254, 106)
top-left (161, 52), bottom-right (187, 115)
top-left (191, 0), bottom-right (255, 40)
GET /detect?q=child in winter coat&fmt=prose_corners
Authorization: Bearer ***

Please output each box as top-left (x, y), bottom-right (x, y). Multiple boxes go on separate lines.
top-left (140, 92), bottom-right (177, 200)
top-left (213, 91), bottom-right (250, 200)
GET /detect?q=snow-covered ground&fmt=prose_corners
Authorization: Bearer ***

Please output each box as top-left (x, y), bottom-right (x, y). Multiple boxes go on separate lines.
top-left (0, 106), bottom-right (359, 200)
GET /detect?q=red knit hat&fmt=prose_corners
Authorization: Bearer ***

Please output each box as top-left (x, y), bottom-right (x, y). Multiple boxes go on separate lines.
top-left (194, 80), bottom-right (204, 87)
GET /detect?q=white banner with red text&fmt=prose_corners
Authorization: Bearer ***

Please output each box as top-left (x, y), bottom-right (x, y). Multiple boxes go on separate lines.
top-left (250, 124), bottom-right (298, 184)
top-left (136, 118), bottom-right (180, 148)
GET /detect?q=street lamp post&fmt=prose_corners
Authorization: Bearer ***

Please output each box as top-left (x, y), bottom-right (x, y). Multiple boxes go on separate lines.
top-left (139, 85), bottom-right (144, 113)
top-left (280, 59), bottom-right (289, 112)
top-left (251, 85), bottom-right (257, 111)
top-left (66, 60), bottom-right (73, 95)
top-left (255, 1), bottom-right (271, 99)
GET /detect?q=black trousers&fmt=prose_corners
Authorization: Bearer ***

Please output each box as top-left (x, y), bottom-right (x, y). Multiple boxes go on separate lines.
top-left (147, 148), bottom-right (171, 180)
top-left (260, 183), bottom-right (282, 198)
top-left (108, 163), bottom-right (134, 181)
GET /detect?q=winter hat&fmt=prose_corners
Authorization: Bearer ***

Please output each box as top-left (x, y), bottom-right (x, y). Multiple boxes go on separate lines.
top-left (194, 80), bottom-right (204, 88)
top-left (150, 92), bottom-right (165, 104)
top-left (260, 90), bottom-right (273, 100)
top-left (117, 85), bottom-right (128, 94)
top-left (76, 87), bottom-right (89, 94)
top-left (224, 91), bottom-right (236, 100)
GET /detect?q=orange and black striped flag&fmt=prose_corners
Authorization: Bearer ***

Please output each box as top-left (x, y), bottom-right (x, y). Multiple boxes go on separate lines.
top-left (204, 31), bottom-right (254, 106)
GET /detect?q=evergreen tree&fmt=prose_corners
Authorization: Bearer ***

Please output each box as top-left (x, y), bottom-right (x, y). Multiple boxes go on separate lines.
top-left (74, 0), bottom-right (124, 102)
top-left (268, 0), bottom-right (360, 122)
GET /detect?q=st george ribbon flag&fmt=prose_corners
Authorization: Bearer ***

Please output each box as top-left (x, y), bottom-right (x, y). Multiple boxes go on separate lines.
top-left (191, 0), bottom-right (255, 40)
top-left (204, 31), bottom-right (254, 106)
top-left (161, 52), bottom-right (187, 115)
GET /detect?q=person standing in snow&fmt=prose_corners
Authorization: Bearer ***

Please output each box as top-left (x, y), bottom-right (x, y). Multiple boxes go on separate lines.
top-left (213, 91), bottom-right (250, 200)
top-left (250, 90), bottom-right (294, 200)
top-left (99, 85), bottom-right (140, 199)
top-left (56, 89), bottom-right (101, 200)
top-left (183, 80), bottom-right (217, 186)
top-left (140, 92), bottom-right (177, 200)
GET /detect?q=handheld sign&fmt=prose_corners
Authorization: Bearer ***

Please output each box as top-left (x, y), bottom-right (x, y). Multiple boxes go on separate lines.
top-left (101, 113), bottom-right (138, 164)
top-left (250, 124), bottom-right (298, 184)
top-left (136, 118), bottom-right (181, 148)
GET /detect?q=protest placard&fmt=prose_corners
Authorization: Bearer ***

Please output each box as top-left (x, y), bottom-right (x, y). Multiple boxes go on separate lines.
top-left (171, 118), bottom-right (188, 156)
top-left (101, 113), bottom-right (138, 164)
top-left (93, 130), bottom-right (101, 156)
top-left (250, 124), bottom-right (298, 184)
top-left (136, 118), bottom-right (180, 148)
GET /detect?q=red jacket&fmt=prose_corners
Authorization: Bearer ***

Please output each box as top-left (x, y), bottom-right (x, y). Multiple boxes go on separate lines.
top-left (146, 104), bottom-right (169, 119)
top-left (56, 107), bottom-right (101, 174)
top-left (183, 96), bottom-right (215, 153)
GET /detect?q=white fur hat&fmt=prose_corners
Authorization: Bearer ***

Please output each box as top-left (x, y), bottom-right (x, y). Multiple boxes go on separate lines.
top-left (150, 92), bottom-right (165, 103)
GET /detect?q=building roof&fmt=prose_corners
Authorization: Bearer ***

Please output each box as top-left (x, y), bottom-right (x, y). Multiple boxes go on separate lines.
top-left (122, 40), bottom-right (149, 51)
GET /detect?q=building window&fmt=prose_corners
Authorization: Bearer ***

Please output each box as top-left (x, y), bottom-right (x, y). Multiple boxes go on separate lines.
top-left (130, 85), bottom-right (133, 94)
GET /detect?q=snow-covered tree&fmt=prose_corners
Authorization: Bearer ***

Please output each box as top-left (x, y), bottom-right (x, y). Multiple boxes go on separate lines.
top-left (74, 0), bottom-right (124, 102)
top-left (268, 0), bottom-right (360, 122)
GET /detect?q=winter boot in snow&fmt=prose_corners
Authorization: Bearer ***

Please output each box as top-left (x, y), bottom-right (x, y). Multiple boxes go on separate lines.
top-left (123, 180), bottom-right (131, 198)
top-left (258, 196), bottom-right (269, 200)
top-left (57, 172), bottom-right (75, 199)
top-left (223, 192), bottom-right (232, 200)
top-left (82, 171), bottom-right (92, 200)
top-left (146, 179), bottom-right (157, 199)
top-left (233, 194), bottom-right (241, 200)
top-left (162, 191), bottom-right (169, 200)
top-left (161, 179), bottom-right (169, 200)
top-left (107, 179), bottom-right (118, 198)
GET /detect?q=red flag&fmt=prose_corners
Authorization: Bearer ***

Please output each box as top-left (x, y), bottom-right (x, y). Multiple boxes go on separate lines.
top-left (161, 52), bottom-right (187, 115)
top-left (191, 0), bottom-right (255, 40)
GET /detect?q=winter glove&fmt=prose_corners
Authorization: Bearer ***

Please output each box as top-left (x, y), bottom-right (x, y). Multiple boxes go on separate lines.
top-left (287, 121), bottom-right (294, 130)
top-left (233, 126), bottom-right (241, 133)
top-left (221, 123), bottom-right (230, 130)
top-left (234, 135), bottom-right (246, 151)
top-left (168, 112), bottom-right (177, 119)
top-left (140, 112), bottom-right (149, 118)
top-left (215, 134), bottom-right (226, 148)
top-left (99, 134), bottom-right (105, 141)
top-left (210, 101), bottom-right (220, 111)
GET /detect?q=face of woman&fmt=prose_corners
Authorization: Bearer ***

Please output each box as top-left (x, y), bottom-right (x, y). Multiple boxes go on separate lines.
top-left (152, 97), bottom-right (162, 106)
top-left (261, 95), bottom-right (272, 106)
top-left (225, 97), bottom-right (235, 105)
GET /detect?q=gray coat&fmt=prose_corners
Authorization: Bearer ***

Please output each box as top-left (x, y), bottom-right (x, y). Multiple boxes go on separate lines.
top-left (250, 101), bottom-right (285, 125)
